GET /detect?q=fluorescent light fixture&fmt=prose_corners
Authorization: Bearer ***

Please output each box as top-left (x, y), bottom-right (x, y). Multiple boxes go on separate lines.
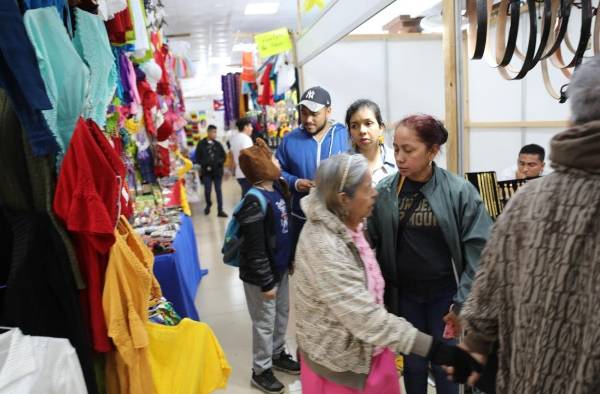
top-left (232, 43), bottom-right (257, 52)
top-left (244, 2), bottom-right (279, 15)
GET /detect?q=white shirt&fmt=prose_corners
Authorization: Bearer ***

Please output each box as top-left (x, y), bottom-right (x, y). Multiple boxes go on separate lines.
top-left (498, 164), bottom-right (551, 181)
top-left (0, 328), bottom-right (87, 394)
top-left (229, 132), bottom-right (253, 179)
top-left (371, 145), bottom-right (398, 186)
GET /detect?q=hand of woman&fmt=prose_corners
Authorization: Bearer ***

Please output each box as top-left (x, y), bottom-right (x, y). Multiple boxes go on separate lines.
top-left (428, 339), bottom-right (483, 384)
top-left (442, 343), bottom-right (487, 386)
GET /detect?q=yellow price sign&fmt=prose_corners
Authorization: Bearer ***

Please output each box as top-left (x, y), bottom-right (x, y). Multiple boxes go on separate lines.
top-left (254, 28), bottom-right (292, 58)
top-left (303, 0), bottom-right (325, 13)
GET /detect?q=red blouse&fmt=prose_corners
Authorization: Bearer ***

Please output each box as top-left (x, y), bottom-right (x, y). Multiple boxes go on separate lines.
top-left (53, 118), bottom-right (126, 352)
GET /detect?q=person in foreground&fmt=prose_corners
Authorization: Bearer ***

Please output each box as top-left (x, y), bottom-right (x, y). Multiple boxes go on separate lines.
top-left (368, 115), bottom-right (492, 394)
top-left (237, 139), bottom-right (300, 393)
top-left (449, 54), bottom-right (600, 394)
top-left (293, 153), bottom-right (482, 393)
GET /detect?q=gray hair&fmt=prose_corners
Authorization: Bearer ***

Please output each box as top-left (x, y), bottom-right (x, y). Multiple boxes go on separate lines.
top-left (569, 55), bottom-right (600, 125)
top-left (314, 153), bottom-right (370, 219)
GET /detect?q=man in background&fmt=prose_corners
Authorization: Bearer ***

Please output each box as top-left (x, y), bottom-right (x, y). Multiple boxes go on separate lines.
top-left (194, 124), bottom-right (228, 217)
top-left (230, 118), bottom-right (254, 197)
top-left (499, 144), bottom-right (546, 180)
top-left (276, 86), bottom-right (350, 257)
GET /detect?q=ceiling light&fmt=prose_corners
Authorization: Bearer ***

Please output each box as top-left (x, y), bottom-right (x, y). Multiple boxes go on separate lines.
top-left (244, 2), bottom-right (279, 15)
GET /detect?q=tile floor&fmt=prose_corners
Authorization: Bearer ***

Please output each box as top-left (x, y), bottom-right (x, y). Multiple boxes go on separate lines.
top-left (191, 177), bottom-right (435, 394)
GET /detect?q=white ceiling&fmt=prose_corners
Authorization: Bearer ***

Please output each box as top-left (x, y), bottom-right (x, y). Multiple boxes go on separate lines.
top-left (162, 0), bottom-right (445, 97)
top-left (162, 0), bottom-right (307, 64)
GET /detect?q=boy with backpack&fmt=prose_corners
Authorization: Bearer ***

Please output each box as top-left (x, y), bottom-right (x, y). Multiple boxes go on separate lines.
top-left (234, 139), bottom-right (299, 393)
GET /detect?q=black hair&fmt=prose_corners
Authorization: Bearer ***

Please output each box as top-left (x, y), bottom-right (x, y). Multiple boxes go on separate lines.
top-left (207, 124), bottom-right (217, 131)
top-left (236, 118), bottom-right (252, 131)
top-left (519, 144), bottom-right (545, 161)
top-left (345, 99), bottom-right (385, 129)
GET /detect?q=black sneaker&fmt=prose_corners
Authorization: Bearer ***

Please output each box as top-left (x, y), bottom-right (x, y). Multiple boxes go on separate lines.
top-left (272, 351), bottom-right (300, 375)
top-left (251, 369), bottom-right (284, 393)
top-left (217, 211), bottom-right (228, 218)
top-left (203, 206), bottom-right (210, 215)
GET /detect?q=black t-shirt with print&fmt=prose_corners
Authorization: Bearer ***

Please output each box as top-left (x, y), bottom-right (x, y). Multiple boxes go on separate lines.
top-left (396, 178), bottom-right (456, 295)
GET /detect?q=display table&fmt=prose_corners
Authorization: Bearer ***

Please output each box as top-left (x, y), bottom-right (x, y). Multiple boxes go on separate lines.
top-left (153, 214), bottom-right (208, 320)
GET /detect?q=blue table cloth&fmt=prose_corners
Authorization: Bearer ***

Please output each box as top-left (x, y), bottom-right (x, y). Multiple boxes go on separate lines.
top-left (153, 214), bottom-right (208, 320)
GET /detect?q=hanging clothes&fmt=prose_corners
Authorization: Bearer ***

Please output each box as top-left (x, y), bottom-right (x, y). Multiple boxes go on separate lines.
top-left (128, 0), bottom-right (151, 58)
top-left (137, 77), bottom-right (159, 136)
top-left (97, 0), bottom-right (127, 21)
top-left (258, 62), bottom-right (274, 106)
top-left (0, 208), bottom-right (98, 394)
top-left (73, 8), bottom-right (118, 128)
top-left (153, 43), bottom-right (171, 96)
top-left (0, 90), bottom-right (83, 288)
top-left (24, 7), bottom-right (90, 159)
top-left (22, 0), bottom-right (73, 35)
top-left (274, 55), bottom-right (296, 96)
top-left (105, 7), bottom-right (134, 45)
top-left (146, 318), bottom-right (231, 394)
top-left (53, 118), bottom-right (127, 354)
top-left (103, 216), bottom-right (161, 394)
top-left (0, 0), bottom-right (58, 157)
top-left (0, 328), bottom-right (88, 394)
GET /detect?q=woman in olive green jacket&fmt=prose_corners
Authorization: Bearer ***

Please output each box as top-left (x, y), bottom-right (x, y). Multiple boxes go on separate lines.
top-left (368, 114), bottom-right (492, 394)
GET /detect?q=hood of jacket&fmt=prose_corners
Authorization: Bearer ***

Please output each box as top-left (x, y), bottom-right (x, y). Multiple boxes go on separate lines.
top-left (550, 120), bottom-right (600, 173)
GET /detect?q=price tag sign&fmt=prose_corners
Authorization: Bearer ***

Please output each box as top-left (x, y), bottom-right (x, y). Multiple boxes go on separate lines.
top-left (254, 28), bottom-right (292, 58)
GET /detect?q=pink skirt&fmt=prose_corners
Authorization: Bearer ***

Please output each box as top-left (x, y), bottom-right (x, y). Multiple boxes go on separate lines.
top-left (300, 348), bottom-right (401, 394)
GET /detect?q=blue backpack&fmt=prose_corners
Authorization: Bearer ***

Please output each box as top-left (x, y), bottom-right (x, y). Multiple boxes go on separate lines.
top-left (221, 188), bottom-right (268, 267)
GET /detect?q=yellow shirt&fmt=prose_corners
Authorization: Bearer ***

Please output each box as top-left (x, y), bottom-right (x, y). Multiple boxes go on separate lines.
top-left (146, 318), bottom-right (231, 394)
top-left (103, 217), bottom-right (162, 394)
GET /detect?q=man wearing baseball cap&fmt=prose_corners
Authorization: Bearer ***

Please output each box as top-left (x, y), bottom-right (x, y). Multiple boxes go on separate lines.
top-left (275, 86), bottom-right (350, 258)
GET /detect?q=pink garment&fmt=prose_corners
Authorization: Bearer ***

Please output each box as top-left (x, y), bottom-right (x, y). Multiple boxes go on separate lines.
top-left (347, 224), bottom-right (385, 306)
top-left (300, 348), bottom-right (401, 394)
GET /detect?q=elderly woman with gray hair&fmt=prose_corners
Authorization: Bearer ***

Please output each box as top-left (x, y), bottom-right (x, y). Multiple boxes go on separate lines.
top-left (293, 153), bottom-right (481, 393)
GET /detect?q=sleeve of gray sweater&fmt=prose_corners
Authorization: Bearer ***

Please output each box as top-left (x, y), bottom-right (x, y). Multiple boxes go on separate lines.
top-left (301, 228), bottom-right (433, 358)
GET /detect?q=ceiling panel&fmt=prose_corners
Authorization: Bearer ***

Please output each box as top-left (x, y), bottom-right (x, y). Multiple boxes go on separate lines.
top-left (163, 0), bottom-right (302, 66)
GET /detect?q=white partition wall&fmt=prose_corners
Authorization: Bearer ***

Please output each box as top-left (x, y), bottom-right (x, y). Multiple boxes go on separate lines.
top-left (302, 33), bottom-right (573, 175)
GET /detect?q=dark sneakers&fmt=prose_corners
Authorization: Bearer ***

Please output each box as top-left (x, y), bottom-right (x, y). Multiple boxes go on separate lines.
top-left (272, 351), bottom-right (301, 375)
top-left (251, 369), bottom-right (284, 393)
top-left (217, 211), bottom-right (228, 218)
top-left (203, 206), bottom-right (210, 215)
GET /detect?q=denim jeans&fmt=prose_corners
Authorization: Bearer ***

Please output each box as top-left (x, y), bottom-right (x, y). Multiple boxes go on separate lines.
top-left (400, 287), bottom-right (458, 394)
top-left (202, 174), bottom-right (223, 212)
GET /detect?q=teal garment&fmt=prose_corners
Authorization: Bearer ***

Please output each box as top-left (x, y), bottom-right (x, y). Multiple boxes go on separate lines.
top-left (73, 9), bottom-right (117, 128)
top-left (24, 7), bottom-right (90, 158)
top-left (367, 164), bottom-right (493, 315)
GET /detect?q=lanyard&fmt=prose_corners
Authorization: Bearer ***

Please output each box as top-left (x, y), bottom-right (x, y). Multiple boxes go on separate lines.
top-left (396, 176), bottom-right (406, 196)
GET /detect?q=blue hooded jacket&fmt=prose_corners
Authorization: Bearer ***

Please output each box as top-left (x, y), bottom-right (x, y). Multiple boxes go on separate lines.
top-left (276, 122), bottom-right (350, 217)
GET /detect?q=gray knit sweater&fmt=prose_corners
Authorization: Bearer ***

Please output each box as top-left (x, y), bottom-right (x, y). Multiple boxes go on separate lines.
top-left (293, 190), bottom-right (432, 388)
top-left (461, 121), bottom-right (600, 393)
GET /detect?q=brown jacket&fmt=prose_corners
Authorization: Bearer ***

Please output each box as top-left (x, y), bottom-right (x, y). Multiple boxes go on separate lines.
top-left (461, 121), bottom-right (600, 393)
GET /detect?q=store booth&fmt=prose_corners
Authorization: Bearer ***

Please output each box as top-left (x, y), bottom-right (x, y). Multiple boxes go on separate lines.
top-left (0, 0), bottom-right (592, 393)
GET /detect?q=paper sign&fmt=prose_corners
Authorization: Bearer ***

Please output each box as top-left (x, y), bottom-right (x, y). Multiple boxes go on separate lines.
top-left (254, 28), bottom-right (292, 58)
top-left (303, 0), bottom-right (325, 13)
